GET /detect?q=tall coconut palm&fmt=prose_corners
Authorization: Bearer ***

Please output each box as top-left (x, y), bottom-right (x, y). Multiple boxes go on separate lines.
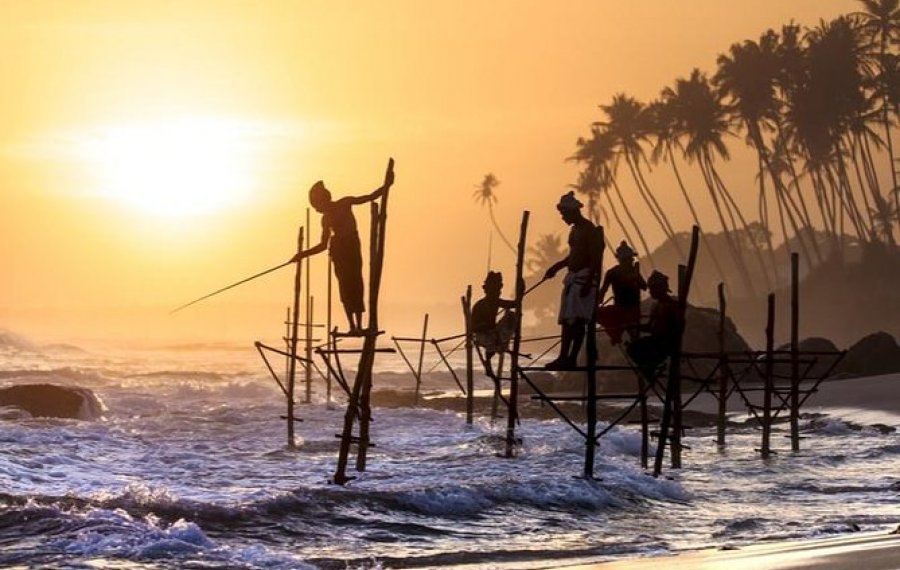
top-left (715, 32), bottom-right (816, 274)
top-left (473, 173), bottom-right (516, 255)
top-left (855, 0), bottom-right (900, 223)
top-left (597, 94), bottom-right (683, 258)
top-left (647, 97), bottom-right (729, 282)
top-left (663, 69), bottom-right (763, 296)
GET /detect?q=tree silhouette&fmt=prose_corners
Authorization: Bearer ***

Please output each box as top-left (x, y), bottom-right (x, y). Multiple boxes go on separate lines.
top-left (473, 173), bottom-right (516, 255)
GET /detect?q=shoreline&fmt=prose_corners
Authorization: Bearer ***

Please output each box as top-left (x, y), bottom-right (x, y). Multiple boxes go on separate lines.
top-left (560, 530), bottom-right (900, 570)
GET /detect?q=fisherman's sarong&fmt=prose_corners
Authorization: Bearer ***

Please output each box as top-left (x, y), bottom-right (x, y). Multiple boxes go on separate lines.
top-left (597, 304), bottom-right (642, 344)
top-left (330, 232), bottom-right (365, 313)
top-left (558, 268), bottom-right (596, 325)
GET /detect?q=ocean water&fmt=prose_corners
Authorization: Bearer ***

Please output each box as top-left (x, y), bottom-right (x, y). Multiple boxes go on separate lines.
top-left (0, 338), bottom-right (898, 569)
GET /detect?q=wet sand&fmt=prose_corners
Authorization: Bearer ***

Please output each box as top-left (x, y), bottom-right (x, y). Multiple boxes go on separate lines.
top-left (567, 531), bottom-right (900, 570)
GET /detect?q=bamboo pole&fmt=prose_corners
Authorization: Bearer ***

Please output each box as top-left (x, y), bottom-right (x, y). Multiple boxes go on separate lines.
top-left (505, 211), bottom-right (529, 458)
top-left (790, 253), bottom-right (800, 452)
top-left (671, 265), bottom-right (686, 469)
top-left (654, 226), bottom-right (699, 477)
top-left (286, 227), bottom-right (304, 449)
top-left (583, 226), bottom-right (603, 479)
top-left (306, 296), bottom-right (314, 404)
top-left (414, 314), bottom-right (429, 405)
top-left (463, 286), bottom-right (474, 425)
top-left (305, 208), bottom-right (312, 404)
top-left (716, 283), bottom-right (729, 446)
top-left (762, 293), bottom-right (775, 459)
top-left (326, 253), bottom-right (333, 407)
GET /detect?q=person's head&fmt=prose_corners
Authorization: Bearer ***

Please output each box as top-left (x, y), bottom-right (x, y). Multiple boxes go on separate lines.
top-left (615, 241), bottom-right (636, 265)
top-left (482, 271), bottom-right (503, 297)
top-left (647, 270), bottom-right (671, 300)
top-left (309, 181), bottom-right (332, 212)
top-left (556, 191), bottom-right (583, 224)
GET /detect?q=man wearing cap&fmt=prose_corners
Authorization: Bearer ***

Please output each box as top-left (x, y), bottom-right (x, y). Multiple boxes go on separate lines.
top-left (627, 270), bottom-right (684, 378)
top-left (597, 241), bottom-right (647, 344)
top-left (471, 271), bottom-right (517, 377)
top-left (290, 164), bottom-right (395, 334)
top-left (542, 191), bottom-right (603, 370)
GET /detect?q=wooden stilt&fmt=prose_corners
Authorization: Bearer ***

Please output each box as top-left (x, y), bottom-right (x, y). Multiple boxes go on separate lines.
top-left (462, 286), bottom-right (474, 425)
top-left (762, 293), bottom-right (775, 459)
top-left (671, 265), bottom-right (686, 469)
top-left (332, 158), bottom-right (393, 484)
top-left (790, 253), bottom-right (801, 452)
top-left (505, 211), bottom-right (529, 458)
top-left (305, 208), bottom-right (312, 404)
top-left (653, 226), bottom-right (699, 477)
top-left (326, 253), bottom-right (333, 407)
top-left (286, 227), bottom-right (304, 449)
top-left (583, 226), bottom-right (604, 479)
top-left (716, 283), bottom-right (729, 447)
top-left (414, 314), bottom-right (429, 405)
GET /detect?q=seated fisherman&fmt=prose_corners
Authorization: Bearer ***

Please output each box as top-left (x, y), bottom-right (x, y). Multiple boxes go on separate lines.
top-left (471, 271), bottom-right (517, 377)
top-left (626, 270), bottom-right (683, 379)
top-left (597, 241), bottom-right (647, 344)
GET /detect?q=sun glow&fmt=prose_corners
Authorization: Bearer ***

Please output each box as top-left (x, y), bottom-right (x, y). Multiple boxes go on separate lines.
top-left (82, 118), bottom-right (258, 217)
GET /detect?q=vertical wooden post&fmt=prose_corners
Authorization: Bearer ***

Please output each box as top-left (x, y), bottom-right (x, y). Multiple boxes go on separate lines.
top-left (414, 314), bottom-right (429, 405)
top-left (716, 283), bottom-right (729, 446)
top-left (505, 211), bottom-right (529, 458)
top-left (462, 286), bottom-right (474, 425)
top-left (286, 227), bottom-right (304, 449)
top-left (304, 208), bottom-right (312, 404)
top-left (671, 265), bottom-right (686, 469)
top-left (790, 253), bottom-right (801, 452)
top-left (326, 253), bottom-right (333, 407)
top-left (284, 306), bottom-right (291, 384)
top-left (762, 293), bottom-right (775, 459)
top-left (583, 226), bottom-right (603, 479)
top-left (306, 297), bottom-right (314, 404)
top-left (654, 226), bottom-right (699, 477)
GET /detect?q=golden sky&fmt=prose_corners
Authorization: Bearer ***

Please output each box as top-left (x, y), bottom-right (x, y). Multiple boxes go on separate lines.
top-left (0, 0), bottom-right (858, 344)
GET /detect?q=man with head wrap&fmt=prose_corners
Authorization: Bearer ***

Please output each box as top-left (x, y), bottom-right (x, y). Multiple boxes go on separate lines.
top-left (596, 241), bottom-right (647, 344)
top-left (627, 270), bottom-right (683, 378)
top-left (542, 191), bottom-right (603, 370)
top-left (471, 271), bottom-right (517, 377)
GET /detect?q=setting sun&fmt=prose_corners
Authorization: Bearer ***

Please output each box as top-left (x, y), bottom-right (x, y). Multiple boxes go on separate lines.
top-left (80, 117), bottom-right (257, 217)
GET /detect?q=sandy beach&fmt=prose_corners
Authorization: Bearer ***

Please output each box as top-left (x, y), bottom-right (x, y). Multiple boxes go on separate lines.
top-left (570, 531), bottom-right (900, 569)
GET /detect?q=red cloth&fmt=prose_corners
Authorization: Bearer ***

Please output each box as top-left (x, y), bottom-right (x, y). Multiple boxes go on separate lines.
top-left (596, 305), bottom-right (641, 344)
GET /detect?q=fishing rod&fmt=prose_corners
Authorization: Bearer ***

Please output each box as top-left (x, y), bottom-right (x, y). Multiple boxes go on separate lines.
top-left (170, 260), bottom-right (294, 314)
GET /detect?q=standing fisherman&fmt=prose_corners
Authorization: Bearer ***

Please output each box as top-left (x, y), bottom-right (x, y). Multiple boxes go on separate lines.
top-left (542, 191), bottom-right (603, 370)
top-left (291, 161), bottom-right (395, 334)
top-left (597, 241), bottom-right (647, 344)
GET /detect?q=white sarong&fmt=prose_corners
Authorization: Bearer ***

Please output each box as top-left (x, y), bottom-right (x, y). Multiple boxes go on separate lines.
top-left (558, 268), bottom-right (596, 324)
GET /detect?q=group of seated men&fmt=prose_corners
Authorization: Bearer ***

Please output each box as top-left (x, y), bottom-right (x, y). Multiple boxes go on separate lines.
top-left (471, 240), bottom-right (683, 379)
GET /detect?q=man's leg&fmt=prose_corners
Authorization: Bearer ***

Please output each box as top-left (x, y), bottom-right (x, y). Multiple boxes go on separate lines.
top-left (568, 320), bottom-right (587, 365)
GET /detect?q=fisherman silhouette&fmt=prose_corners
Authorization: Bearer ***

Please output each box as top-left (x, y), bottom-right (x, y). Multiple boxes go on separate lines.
top-left (542, 192), bottom-right (603, 370)
top-left (597, 241), bottom-right (647, 344)
top-left (291, 161), bottom-right (395, 334)
top-left (471, 271), bottom-right (517, 377)
top-left (626, 270), bottom-right (683, 379)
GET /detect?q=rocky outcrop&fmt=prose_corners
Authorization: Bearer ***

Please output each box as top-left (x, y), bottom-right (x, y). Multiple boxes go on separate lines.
top-left (0, 384), bottom-right (104, 420)
top-left (835, 332), bottom-right (900, 378)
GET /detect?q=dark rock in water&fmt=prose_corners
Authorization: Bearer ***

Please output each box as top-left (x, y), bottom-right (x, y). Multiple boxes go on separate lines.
top-left (0, 384), bottom-right (104, 420)
top-left (776, 337), bottom-right (840, 354)
top-left (835, 332), bottom-right (900, 378)
top-left (773, 337), bottom-right (842, 379)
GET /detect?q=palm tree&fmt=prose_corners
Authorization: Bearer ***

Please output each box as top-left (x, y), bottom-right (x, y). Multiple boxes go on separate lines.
top-left (647, 97), bottom-right (729, 282)
top-left (663, 69), bottom-right (762, 296)
top-left (716, 33), bottom-right (818, 276)
top-left (597, 94), bottom-right (683, 257)
top-left (473, 173), bottom-right (516, 255)
top-left (855, 0), bottom-right (900, 224)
